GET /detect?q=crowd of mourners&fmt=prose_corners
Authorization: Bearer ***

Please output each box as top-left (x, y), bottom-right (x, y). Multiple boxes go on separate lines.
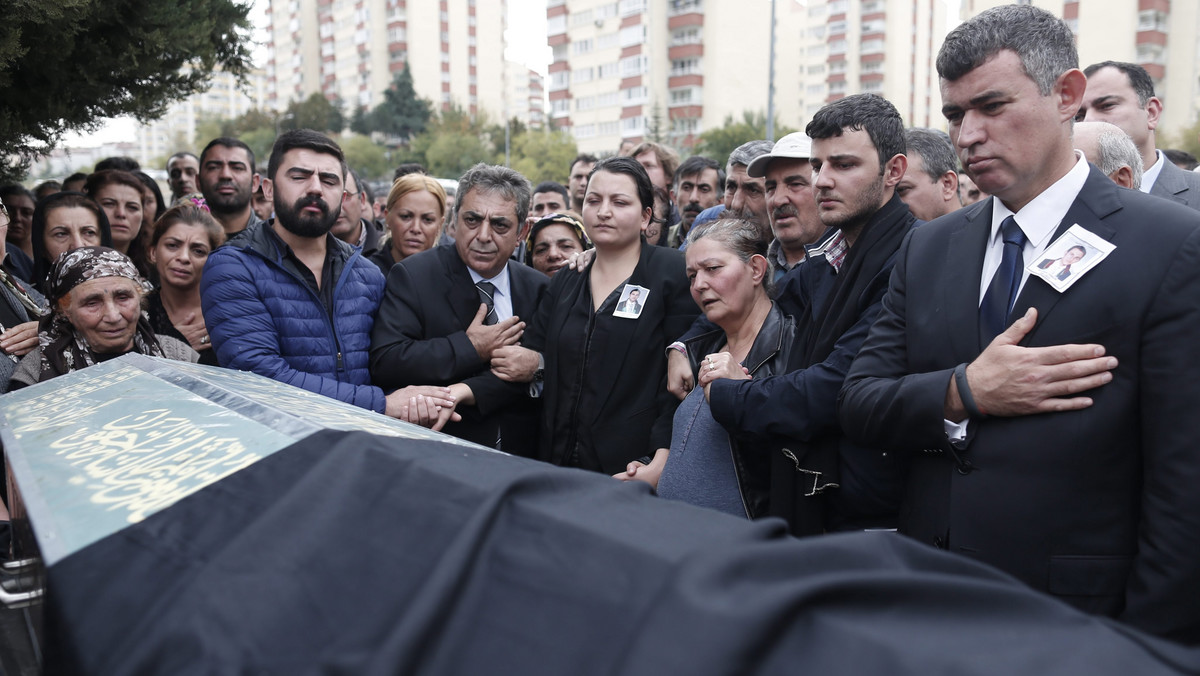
top-left (2, 4), bottom-right (1200, 646)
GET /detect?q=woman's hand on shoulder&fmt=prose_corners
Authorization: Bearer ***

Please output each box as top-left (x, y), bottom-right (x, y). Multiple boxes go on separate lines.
top-left (0, 321), bottom-right (40, 357)
top-left (564, 248), bottom-right (596, 272)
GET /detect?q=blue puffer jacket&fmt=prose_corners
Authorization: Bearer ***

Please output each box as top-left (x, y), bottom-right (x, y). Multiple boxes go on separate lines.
top-left (200, 221), bottom-right (387, 412)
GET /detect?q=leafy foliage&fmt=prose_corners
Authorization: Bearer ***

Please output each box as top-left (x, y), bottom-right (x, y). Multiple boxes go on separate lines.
top-left (281, 93), bottom-right (345, 134)
top-left (0, 0), bottom-right (254, 181)
top-left (340, 134), bottom-right (390, 181)
top-left (694, 111), bottom-right (797, 165)
top-left (350, 66), bottom-right (431, 144)
top-left (508, 129), bottom-right (578, 185)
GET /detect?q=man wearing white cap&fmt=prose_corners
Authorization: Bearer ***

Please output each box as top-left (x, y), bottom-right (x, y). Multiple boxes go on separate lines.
top-left (652, 94), bottom-right (917, 535)
top-left (746, 131), bottom-right (826, 279)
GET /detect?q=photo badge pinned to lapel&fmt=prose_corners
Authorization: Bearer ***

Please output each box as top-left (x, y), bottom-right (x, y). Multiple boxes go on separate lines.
top-left (1027, 224), bottom-right (1115, 293)
top-left (614, 283), bottom-right (649, 319)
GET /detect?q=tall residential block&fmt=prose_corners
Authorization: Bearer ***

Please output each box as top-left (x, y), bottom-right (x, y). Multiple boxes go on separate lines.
top-left (265, 0), bottom-right (531, 125)
top-left (548, 0), bottom-right (948, 156)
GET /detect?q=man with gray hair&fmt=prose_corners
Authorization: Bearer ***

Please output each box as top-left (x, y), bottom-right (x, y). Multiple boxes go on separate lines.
top-left (371, 163), bottom-right (549, 454)
top-left (1073, 121), bottom-right (1143, 190)
top-left (897, 128), bottom-right (962, 221)
top-left (840, 4), bottom-right (1200, 643)
top-left (689, 139), bottom-right (774, 233)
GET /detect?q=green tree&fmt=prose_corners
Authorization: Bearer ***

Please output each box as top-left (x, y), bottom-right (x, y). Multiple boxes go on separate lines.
top-left (509, 129), bottom-right (578, 185)
top-left (355, 66), bottom-right (432, 144)
top-left (341, 134), bottom-right (390, 181)
top-left (695, 112), bottom-right (797, 164)
top-left (0, 0), bottom-right (253, 182)
top-left (404, 105), bottom-right (496, 177)
top-left (282, 93), bottom-right (345, 134)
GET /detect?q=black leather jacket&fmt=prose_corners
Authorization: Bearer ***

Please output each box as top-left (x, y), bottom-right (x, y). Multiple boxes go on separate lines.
top-left (681, 302), bottom-right (799, 518)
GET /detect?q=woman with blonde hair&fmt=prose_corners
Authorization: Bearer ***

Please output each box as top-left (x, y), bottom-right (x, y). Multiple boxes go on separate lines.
top-left (369, 174), bottom-right (447, 275)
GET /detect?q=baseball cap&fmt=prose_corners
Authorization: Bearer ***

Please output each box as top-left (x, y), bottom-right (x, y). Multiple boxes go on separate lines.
top-left (746, 132), bottom-right (814, 178)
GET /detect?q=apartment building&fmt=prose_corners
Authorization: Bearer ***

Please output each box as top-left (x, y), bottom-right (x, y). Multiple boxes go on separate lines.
top-left (548, 0), bottom-right (948, 156)
top-left (133, 68), bottom-right (268, 167)
top-left (964, 0), bottom-right (1200, 143)
top-left (264, 0), bottom-right (526, 125)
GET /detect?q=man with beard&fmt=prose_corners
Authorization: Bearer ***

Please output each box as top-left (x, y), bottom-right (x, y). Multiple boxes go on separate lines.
top-left (665, 155), bottom-right (723, 249)
top-left (202, 129), bottom-right (449, 420)
top-left (331, 169), bottom-right (384, 257)
top-left (198, 137), bottom-right (266, 237)
top-left (566, 154), bottom-right (596, 213)
top-left (660, 94), bottom-right (915, 535)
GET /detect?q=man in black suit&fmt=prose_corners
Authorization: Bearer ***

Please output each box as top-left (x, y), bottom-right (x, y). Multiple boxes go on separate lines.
top-left (370, 163), bottom-right (549, 455)
top-left (839, 5), bottom-right (1200, 644)
top-left (1078, 60), bottom-right (1200, 210)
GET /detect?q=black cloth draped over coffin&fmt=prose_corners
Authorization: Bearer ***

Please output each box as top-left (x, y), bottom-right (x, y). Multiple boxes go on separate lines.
top-left (44, 430), bottom-right (1200, 675)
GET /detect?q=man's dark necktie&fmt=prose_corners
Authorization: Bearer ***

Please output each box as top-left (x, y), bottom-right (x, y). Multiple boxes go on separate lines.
top-left (979, 216), bottom-right (1027, 345)
top-left (476, 281), bottom-right (498, 325)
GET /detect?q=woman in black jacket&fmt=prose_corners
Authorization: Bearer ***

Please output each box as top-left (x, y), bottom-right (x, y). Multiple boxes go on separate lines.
top-left (493, 157), bottom-right (698, 474)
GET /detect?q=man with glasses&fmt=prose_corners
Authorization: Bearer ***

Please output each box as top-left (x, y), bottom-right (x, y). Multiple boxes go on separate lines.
top-left (331, 169), bottom-right (383, 257)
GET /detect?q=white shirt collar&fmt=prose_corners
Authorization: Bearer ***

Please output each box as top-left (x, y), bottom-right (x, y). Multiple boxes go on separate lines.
top-left (467, 263), bottom-right (511, 297)
top-left (989, 150), bottom-right (1091, 252)
top-left (1140, 148), bottom-right (1166, 193)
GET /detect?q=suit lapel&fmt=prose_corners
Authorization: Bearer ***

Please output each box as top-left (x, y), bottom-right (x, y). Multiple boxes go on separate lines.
top-left (1011, 167), bottom-right (1121, 345)
top-left (443, 246), bottom-right (484, 329)
top-left (945, 200), bottom-right (991, 359)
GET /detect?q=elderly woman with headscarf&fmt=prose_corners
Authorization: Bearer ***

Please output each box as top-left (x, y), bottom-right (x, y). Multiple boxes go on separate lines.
top-left (524, 211), bottom-right (591, 277)
top-left (9, 247), bottom-right (198, 389)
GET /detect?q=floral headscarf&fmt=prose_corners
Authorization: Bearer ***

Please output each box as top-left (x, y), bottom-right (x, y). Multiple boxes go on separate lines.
top-left (37, 246), bottom-right (163, 381)
top-left (524, 211), bottom-right (591, 268)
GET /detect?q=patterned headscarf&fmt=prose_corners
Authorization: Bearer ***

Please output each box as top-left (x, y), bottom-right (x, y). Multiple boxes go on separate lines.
top-left (37, 246), bottom-right (164, 381)
top-left (524, 211), bottom-right (591, 268)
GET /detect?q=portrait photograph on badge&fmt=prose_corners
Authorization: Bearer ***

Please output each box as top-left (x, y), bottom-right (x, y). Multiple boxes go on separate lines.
top-left (613, 284), bottom-right (648, 319)
top-left (1027, 224), bottom-right (1115, 293)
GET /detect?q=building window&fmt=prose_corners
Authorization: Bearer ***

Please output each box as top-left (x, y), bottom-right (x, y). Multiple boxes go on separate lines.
top-left (830, 80), bottom-right (847, 94)
top-left (807, 63), bottom-right (826, 75)
top-left (861, 19), bottom-right (885, 34)
top-left (550, 70), bottom-right (569, 91)
top-left (575, 124), bottom-right (596, 139)
top-left (829, 40), bottom-right (847, 55)
top-left (669, 86), bottom-right (699, 105)
top-left (571, 9), bottom-right (593, 26)
top-left (671, 57), bottom-right (701, 76)
top-left (573, 67), bottom-right (594, 83)
top-left (598, 32), bottom-right (620, 50)
top-left (861, 60), bottom-right (883, 73)
top-left (599, 120), bottom-right (620, 136)
top-left (597, 3), bottom-right (619, 19)
top-left (862, 81), bottom-right (883, 93)
top-left (671, 117), bottom-right (700, 134)
top-left (551, 98), bottom-right (569, 116)
top-left (622, 85), bottom-right (648, 104)
top-left (669, 0), bottom-right (702, 15)
top-left (828, 20), bottom-right (846, 35)
top-left (620, 25), bottom-right (646, 47)
top-left (829, 60), bottom-right (846, 74)
top-left (547, 15), bottom-right (566, 35)
top-left (574, 39), bottom-right (593, 55)
top-left (862, 0), bottom-right (884, 13)
top-left (621, 54), bottom-right (649, 77)
top-left (576, 96), bottom-right (595, 111)
top-left (619, 0), bottom-right (647, 17)
top-left (671, 27), bottom-right (702, 46)
top-left (861, 38), bottom-right (883, 55)
top-left (599, 61), bottom-right (619, 79)
top-left (597, 91), bottom-right (619, 107)
top-left (1137, 10), bottom-right (1167, 32)
top-left (552, 43), bottom-right (568, 62)
top-left (622, 115), bottom-right (646, 135)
